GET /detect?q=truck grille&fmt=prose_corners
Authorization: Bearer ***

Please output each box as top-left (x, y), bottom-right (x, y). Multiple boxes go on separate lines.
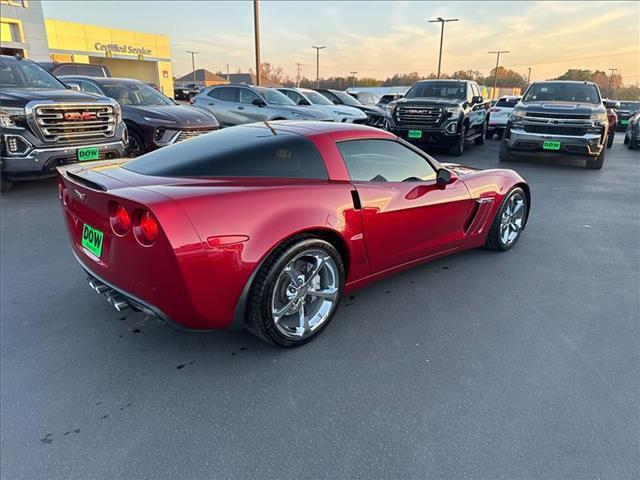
top-left (174, 128), bottom-right (217, 143)
top-left (524, 124), bottom-right (589, 136)
top-left (33, 104), bottom-right (116, 143)
top-left (396, 106), bottom-right (444, 126)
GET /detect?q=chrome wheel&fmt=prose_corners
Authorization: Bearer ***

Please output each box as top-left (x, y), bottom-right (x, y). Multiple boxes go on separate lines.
top-left (499, 192), bottom-right (526, 246)
top-left (271, 249), bottom-right (339, 339)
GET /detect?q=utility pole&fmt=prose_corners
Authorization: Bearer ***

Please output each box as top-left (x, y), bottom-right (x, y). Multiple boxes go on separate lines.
top-left (253, 0), bottom-right (262, 86)
top-left (488, 50), bottom-right (509, 99)
top-left (527, 67), bottom-right (532, 84)
top-left (312, 46), bottom-right (326, 88)
top-left (350, 71), bottom-right (357, 87)
top-left (608, 68), bottom-right (618, 93)
top-left (428, 17), bottom-right (459, 79)
top-left (186, 51), bottom-right (198, 83)
top-left (295, 63), bottom-right (302, 87)
top-left (226, 63), bottom-right (230, 82)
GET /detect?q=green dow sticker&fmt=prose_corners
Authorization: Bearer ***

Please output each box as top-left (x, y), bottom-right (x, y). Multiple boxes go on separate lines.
top-left (543, 140), bottom-right (561, 151)
top-left (77, 146), bottom-right (99, 161)
top-left (82, 224), bottom-right (104, 257)
top-left (408, 130), bottom-right (423, 139)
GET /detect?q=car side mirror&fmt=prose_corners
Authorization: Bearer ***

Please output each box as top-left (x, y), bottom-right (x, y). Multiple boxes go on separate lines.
top-left (252, 98), bottom-right (266, 107)
top-left (65, 82), bottom-right (81, 91)
top-left (332, 99), bottom-right (340, 105)
top-left (436, 168), bottom-right (457, 186)
top-left (472, 95), bottom-right (483, 105)
top-left (298, 99), bottom-right (310, 106)
top-left (605, 100), bottom-right (620, 109)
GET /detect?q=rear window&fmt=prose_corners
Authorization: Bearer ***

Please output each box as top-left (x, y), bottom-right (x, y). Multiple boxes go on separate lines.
top-left (496, 98), bottom-right (519, 108)
top-left (123, 126), bottom-right (328, 180)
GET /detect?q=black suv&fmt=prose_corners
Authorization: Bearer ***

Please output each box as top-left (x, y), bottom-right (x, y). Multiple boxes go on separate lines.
top-left (615, 101), bottom-right (640, 131)
top-left (385, 79), bottom-right (488, 156)
top-left (0, 55), bottom-right (127, 192)
top-left (500, 81), bottom-right (612, 169)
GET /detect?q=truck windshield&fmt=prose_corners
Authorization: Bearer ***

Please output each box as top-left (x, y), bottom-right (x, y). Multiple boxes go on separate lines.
top-left (102, 83), bottom-right (173, 106)
top-left (619, 102), bottom-right (639, 111)
top-left (0, 58), bottom-right (65, 89)
top-left (405, 82), bottom-right (466, 100)
top-left (523, 83), bottom-right (601, 104)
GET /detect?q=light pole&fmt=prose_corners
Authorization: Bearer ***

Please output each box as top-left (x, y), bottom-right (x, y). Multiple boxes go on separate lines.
top-left (527, 67), bottom-right (532, 84)
top-left (608, 68), bottom-right (618, 94)
top-left (295, 63), bottom-right (302, 87)
top-left (428, 17), bottom-right (459, 79)
top-left (312, 46), bottom-right (326, 88)
top-left (350, 71), bottom-right (357, 87)
top-left (253, 0), bottom-right (262, 86)
top-left (488, 50), bottom-right (509, 99)
top-left (186, 51), bottom-right (198, 83)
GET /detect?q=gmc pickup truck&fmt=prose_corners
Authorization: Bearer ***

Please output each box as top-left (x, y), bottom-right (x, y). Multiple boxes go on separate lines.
top-left (1, 55), bottom-right (128, 192)
top-left (500, 81), bottom-right (612, 169)
top-left (385, 79), bottom-right (488, 156)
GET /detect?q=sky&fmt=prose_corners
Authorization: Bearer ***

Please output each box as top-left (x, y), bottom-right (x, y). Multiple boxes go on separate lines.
top-left (42, 0), bottom-right (640, 84)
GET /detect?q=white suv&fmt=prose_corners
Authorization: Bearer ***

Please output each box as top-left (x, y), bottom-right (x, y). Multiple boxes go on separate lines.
top-left (486, 95), bottom-right (520, 139)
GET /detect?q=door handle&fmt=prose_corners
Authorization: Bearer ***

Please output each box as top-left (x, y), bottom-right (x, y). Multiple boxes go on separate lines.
top-left (238, 106), bottom-right (245, 110)
top-left (208, 102), bottom-right (215, 105)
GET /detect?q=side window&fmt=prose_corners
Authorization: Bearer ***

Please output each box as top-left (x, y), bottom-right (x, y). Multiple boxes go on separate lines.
top-left (53, 65), bottom-right (78, 76)
top-left (209, 87), bottom-right (237, 102)
top-left (470, 83), bottom-right (479, 98)
top-left (78, 81), bottom-right (102, 95)
top-left (77, 65), bottom-right (105, 77)
top-left (238, 88), bottom-right (261, 104)
top-left (337, 139), bottom-right (436, 183)
top-left (282, 90), bottom-right (304, 104)
top-left (466, 83), bottom-right (473, 103)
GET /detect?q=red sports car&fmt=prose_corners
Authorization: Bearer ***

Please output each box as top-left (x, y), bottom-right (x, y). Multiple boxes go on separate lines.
top-left (58, 122), bottom-right (530, 347)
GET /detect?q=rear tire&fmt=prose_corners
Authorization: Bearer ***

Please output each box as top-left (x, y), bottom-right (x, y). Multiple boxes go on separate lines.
top-left (586, 149), bottom-right (605, 169)
top-left (485, 187), bottom-right (528, 251)
top-left (475, 123), bottom-right (485, 145)
top-left (629, 137), bottom-right (639, 150)
top-left (245, 236), bottom-right (345, 347)
top-left (485, 129), bottom-right (494, 140)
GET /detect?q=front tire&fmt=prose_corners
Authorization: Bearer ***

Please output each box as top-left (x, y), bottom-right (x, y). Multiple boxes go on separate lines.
top-left (449, 124), bottom-right (467, 156)
top-left (485, 187), bottom-right (528, 251)
top-left (586, 148), bottom-right (605, 169)
top-left (0, 176), bottom-right (12, 194)
top-left (499, 136), bottom-right (513, 162)
top-left (606, 131), bottom-right (615, 148)
top-left (128, 131), bottom-right (145, 158)
top-left (629, 136), bottom-right (639, 150)
top-left (485, 129), bottom-right (494, 140)
top-left (246, 236), bottom-right (345, 347)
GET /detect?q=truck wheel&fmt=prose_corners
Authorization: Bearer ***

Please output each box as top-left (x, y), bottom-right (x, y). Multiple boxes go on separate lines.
top-left (0, 177), bottom-right (12, 194)
top-left (485, 129), bottom-right (494, 140)
top-left (606, 132), bottom-right (614, 148)
top-left (128, 131), bottom-right (145, 158)
top-left (629, 137), bottom-right (639, 150)
top-left (586, 149), bottom-right (605, 169)
top-left (449, 124), bottom-right (467, 156)
top-left (499, 137), bottom-right (513, 162)
top-left (475, 123), bottom-right (486, 145)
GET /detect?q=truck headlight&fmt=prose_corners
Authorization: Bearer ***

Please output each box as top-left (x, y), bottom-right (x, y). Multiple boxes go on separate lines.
top-left (510, 110), bottom-right (527, 122)
top-left (446, 107), bottom-right (461, 117)
top-left (0, 107), bottom-right (26, 128)
top-left (590, 112), bottom-right (608, 124)
top-left (112, 102), bottom-right (122, 124)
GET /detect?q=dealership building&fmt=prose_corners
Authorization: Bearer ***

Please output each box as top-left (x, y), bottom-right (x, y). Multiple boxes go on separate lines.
top-left (1, 0), bottom-right (173, 94)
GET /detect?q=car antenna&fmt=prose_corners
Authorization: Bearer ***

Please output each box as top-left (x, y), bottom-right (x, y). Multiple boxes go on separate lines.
top-left (263, 121), bottom-right (278, 135)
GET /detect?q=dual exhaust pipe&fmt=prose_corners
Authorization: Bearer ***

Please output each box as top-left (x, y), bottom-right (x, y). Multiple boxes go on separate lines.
top-left (88, 277), bottom-right (131, 312)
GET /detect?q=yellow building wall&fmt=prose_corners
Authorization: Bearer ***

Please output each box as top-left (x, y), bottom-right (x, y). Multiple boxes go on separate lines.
top-left (45, 19), bottom-right (173, 94)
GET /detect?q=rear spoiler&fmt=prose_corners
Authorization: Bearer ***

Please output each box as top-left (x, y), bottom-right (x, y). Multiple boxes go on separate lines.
top-left (57, 158), bottom-right (130, 192)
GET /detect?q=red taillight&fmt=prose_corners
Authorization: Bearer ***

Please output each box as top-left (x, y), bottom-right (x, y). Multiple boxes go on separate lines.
top-left (109, 203), bottom-right (131, 236)
top-left (134, 210), bottom-right (159, 246)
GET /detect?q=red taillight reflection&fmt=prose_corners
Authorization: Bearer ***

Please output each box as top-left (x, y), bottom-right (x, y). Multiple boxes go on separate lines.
top-left (134, 210), bottom-right (159, 246)
top-left (110, 204), bottom-right (131, 236)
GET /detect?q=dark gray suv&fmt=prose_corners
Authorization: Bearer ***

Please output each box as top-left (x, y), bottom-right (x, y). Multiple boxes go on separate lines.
top-left (192, 85), bottom-right (333, 127)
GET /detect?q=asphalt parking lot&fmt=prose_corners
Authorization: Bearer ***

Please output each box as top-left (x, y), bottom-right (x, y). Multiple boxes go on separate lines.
top-left (1, 137), bottom-right (638, 479)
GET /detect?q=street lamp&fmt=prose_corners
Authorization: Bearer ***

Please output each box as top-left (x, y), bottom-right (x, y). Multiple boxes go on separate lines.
top-left (350, 71), bottom-right (357, 88)
top-left (312, 46), bottom-right (326, 88)
top-left (488, 50), bottom-right (509, 99)
top-left (253, 0), bottom-right (262, 86)
top-left (186, 51), bottom-right (199, 83)
top-left (428, 17), bottom-right (459, 79)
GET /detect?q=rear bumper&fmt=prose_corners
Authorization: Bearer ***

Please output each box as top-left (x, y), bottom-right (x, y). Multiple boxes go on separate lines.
top-left (504, 127), bottom-right (605, 157)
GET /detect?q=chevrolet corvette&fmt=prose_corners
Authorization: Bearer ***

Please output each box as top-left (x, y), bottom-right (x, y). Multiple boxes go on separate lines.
top-left (58, 121), bottom-right (530, 347)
